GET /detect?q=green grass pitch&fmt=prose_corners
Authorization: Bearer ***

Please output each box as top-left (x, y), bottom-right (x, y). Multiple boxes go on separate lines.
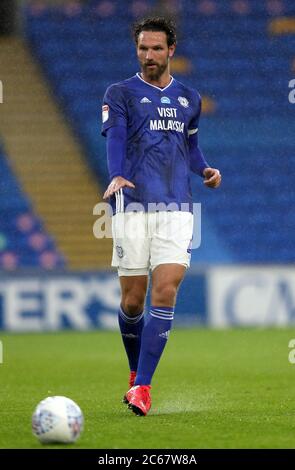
top-left (0, 327), bottom-right (295, 449)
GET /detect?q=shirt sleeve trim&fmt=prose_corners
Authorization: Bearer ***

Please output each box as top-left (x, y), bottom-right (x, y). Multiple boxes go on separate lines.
top-left (188, 128), bottom-right (198, 136)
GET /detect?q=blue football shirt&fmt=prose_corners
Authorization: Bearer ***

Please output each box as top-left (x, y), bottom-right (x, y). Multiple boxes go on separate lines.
top-left (101, 73), bottom-right (201, 213)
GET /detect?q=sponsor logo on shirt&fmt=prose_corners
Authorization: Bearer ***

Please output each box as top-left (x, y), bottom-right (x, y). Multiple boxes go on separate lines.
top-left (140, 97), bottom-right (152, 103)
top-left (161, 96), bottom-right (171, 104)
top-left (102, 104), bottom-right (109, 123)
top-left (178, 96), bottom-right (189, 108)
top-left (150, 107), bottom-right (184, 133)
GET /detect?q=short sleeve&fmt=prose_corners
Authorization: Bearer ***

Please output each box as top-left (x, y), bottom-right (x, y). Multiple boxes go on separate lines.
top-left (101, 84), bottom-right (127, 137)
top-left (188, 92), bottom-right (202, 137)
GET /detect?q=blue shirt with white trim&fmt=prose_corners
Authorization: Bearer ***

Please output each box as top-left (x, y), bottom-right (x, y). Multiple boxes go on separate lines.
top-left (101, 73), bottom-right (205, 213)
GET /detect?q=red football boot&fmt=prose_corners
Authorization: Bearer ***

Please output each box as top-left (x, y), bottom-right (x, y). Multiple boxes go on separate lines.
top-left (122, 371), bottom-right (137, 404)
top-left (126, 385), bottom-right (152, 416)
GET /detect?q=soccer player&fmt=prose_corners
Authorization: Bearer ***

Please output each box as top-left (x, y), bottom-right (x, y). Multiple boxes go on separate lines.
top-left (102, 17), bottom-right (221, 416)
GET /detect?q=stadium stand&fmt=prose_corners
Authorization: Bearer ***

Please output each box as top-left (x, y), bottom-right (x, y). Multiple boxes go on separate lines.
top-left (0, 140), bottom-right (65, 269)
top-left (23, 0), bottom-right (295, 263)
top-left (0, 36), bottom-right (113, 270)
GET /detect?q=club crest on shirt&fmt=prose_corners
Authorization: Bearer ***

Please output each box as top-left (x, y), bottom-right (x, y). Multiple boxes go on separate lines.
top-left (116, 245), bottom-right (124, 258)
top-left (178, 96), bottom-right (189, 108)
top-left (161, 96), bottom-right (171, 104)
top-left (102, 104), bottom-right (109, 123)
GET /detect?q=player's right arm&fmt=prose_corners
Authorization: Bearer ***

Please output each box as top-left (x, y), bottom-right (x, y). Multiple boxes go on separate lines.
top-left (103, 125), bottom-right (135, 199)
top-left (101, 85), bottom-right (135, 199)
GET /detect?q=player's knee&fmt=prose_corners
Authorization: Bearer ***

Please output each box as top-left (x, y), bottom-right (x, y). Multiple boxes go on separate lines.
top-left (152, 284), bottom-right (177, 306)
top-left (122, 294), bottom-right (145, 316)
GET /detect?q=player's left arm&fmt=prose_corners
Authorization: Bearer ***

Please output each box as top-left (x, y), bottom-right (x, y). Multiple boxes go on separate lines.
top-left (189, 92), bottom-right (221, 189)
top-left (189, 132), bottom-right (221, 188)
top-left (203, 166), bottom-right (222, 188)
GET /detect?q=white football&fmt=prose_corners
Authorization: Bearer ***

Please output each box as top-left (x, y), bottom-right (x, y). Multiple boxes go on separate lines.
top-left (32, 396), bottom-right (84, 444)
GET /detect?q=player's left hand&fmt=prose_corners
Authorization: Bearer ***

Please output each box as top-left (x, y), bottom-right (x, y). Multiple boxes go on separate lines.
top-left (203, 167), bottom-right (221, 188)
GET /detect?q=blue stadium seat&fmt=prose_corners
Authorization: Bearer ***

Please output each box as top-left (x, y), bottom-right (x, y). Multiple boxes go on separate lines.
top-left (0, 142), bottom-right (66, 270)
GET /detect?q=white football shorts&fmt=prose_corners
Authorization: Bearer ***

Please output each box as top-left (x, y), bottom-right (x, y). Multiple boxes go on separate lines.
top-left (111, 211), bottom-right (193, 276)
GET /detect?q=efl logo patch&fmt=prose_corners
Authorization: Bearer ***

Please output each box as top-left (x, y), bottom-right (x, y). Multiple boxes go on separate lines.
top-left (102, 104), bottom-right (109, 123)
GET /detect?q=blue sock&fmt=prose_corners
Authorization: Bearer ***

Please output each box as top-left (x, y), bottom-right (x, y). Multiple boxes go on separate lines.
top-left (135, 306), bottom-right (174, 386)
top-left (118, 305), bottom-right (145, 372)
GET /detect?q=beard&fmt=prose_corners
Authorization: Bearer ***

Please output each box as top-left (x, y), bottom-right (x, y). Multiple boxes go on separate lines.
top-left (142, 61), bottom-right (168, 80)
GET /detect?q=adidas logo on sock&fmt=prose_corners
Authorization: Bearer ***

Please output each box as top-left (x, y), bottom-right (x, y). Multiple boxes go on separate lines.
top-left (159, 331), bottom-right (170, 339)
top-left (140, 97), bottom-right (152, 103)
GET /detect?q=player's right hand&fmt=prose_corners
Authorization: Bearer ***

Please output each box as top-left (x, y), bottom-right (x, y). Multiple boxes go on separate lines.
top-left (103, 176), bottom-right (135, 199)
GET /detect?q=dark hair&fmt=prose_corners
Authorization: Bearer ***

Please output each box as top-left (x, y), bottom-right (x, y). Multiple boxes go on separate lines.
top-left (133, 17), bottom-right (177, 47)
